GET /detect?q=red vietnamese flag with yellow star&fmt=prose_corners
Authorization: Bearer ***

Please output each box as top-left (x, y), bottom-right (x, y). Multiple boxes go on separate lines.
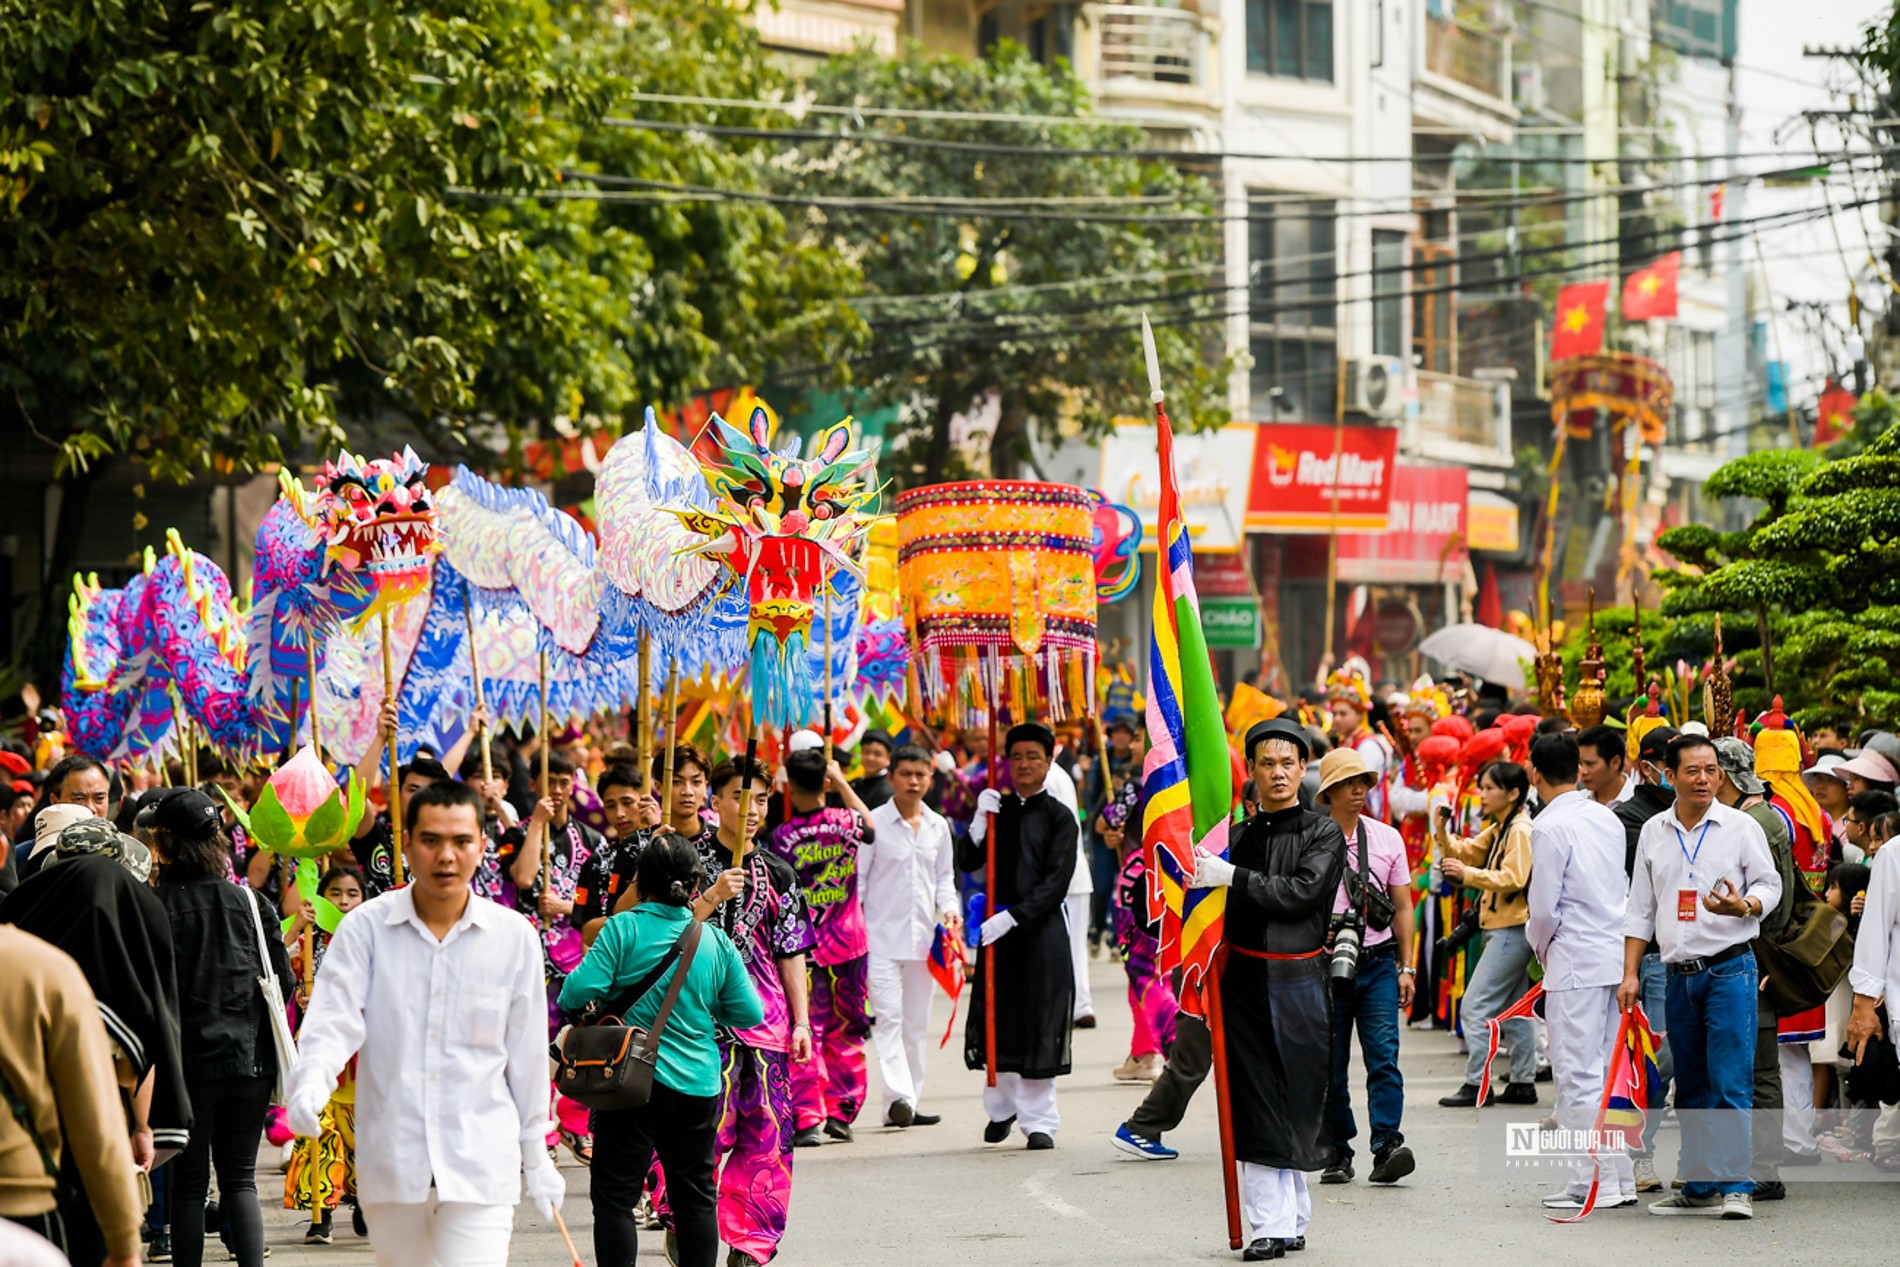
top-left (1550, 280), bottom-right (1609, 361)
top-left (1622, 251), bottom-right (1680, 321)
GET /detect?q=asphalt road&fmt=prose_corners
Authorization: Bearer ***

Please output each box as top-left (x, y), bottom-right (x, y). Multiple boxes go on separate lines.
top-left (250, 953), bottom-right (1897, 1266)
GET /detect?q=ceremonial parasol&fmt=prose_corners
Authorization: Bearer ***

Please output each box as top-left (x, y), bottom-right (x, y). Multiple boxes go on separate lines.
top-left (1419, 623), bottom-right (1537, 692)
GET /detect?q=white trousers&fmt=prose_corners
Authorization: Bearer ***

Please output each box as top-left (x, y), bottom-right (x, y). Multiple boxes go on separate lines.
top-left (869, 956), bottom-right (936, 1114)
top-left (982, 1073), bottom-right (1060, 1136)
top-left (1240, 1164), bottom-right (1310, 1240)
top-left (1066, 893), bottom-right (1093, 1020)
top-left (1544, 984), bottom-right (1635, 1198)
top-left (360, 1200), bottom-right (514, 1267)
top-left (1778, 1047), bottom-right (1817, 1154)
top-left (1876, 1102), bottom-right (1900, 1154)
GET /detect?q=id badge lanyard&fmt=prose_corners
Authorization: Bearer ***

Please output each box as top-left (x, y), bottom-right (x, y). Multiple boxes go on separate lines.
top-left (1673, 818), bottom-right (1714, 922)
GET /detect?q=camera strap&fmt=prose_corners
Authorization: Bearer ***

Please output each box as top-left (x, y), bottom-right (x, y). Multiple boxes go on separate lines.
top-left (1353, 823), bottom-right (1371, 922)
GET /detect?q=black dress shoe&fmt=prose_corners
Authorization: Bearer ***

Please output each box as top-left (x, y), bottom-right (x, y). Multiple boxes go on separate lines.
top-left (1438, 1083), bottom-right (1487, 1108)
top-left (824, 1116), bottom-right (855, 1142)
top-left (1752, 1180), bottom-right (1786, 1201)
top-left (1074, 1014), bottom-right (1097, 1029)
top-left (1320, 1155), bottom-right (1354, 1184)
top-left (1535, 1066), bottom-right (1554, 1083)
top-left (792, 1125), bottom-right (824, 1147)
top-left (1241, 1238), bottom-right (1285, 1261)
top-left (1026, 1131), bottom-right (1055, 1150)
top-left (1369, 1144), bottom-right (1416, 1184)
top-left (1495, 1083), bottom-right (1539, 1105)
top-left (885, 1101), bottom-right (914, 1128)
top-left (912, 1113), bottom-right (942, 1126)
top-left (983, 1115), bottom-right (1016, 1143)
top-left (1782, 1148), bottom-right (1821, 1167)
top-left (1284, 1237), bottom-right (1305, 1252)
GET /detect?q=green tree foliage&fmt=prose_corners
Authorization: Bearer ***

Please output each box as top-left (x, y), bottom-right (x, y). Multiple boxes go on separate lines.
top-left (1, 0), bottom-right (862, 479)
top-left (775, 41), bottom-right (1231, 487)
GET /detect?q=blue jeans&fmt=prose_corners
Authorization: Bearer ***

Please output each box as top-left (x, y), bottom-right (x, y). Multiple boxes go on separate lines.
top-left (1665, 950), bottom-right (1757, 1196)
top-left (1460, 925), bottom-right (1536, 1087)
top-left (1086, 839), bottom-right (1119, 940)
top-left (1327, 944), bottom-right (1404, 1160)
top-left (1634, 952), bottom-right (1676, 1159)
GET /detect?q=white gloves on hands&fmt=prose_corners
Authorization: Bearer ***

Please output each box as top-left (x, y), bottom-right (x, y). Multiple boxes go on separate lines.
top-left (1189, 849), bottom-right (1235, 889)
top-left (978, 910), bottom-right (1018, 946)
top-left (970, 787), bottom-right (1004, 844)
top-left (286, 1085), bottom-right (327, 1140)
top-left (525, 1157), bottom-right (565, 1220)
top-left (934, 750), bottom-right (958, 773)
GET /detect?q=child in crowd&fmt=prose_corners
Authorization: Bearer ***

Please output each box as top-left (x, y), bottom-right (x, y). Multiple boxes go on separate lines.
top-left (284, 867), bottom-right (368, 1243)
top-left (1107, 779), bottom-right (1175, 1083)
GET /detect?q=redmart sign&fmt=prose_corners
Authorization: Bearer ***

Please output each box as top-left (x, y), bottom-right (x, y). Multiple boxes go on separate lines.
top-left (1245, 423), bottom-right (1398, 533)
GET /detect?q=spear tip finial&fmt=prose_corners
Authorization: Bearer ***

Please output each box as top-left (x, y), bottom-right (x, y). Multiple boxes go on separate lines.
top-left (1141, 311), bottom-right (1164, 406)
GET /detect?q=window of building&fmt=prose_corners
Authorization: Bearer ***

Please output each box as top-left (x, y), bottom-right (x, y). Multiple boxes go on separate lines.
top-left (1372, 230), bottom-right (1406, 358)
top-left (1249, 198), bottom-right (1337, 420)
top-left (1246, 0), bottom-right (1335, 83)
top-left (1412, 240), bottom-right (1455, 374)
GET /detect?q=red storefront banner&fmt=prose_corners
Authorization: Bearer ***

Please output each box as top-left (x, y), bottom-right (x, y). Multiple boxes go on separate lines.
top-left (1336, 465), bottom-right (1469, 585)
top-left (1245, 424), bottom-right (1399, 533)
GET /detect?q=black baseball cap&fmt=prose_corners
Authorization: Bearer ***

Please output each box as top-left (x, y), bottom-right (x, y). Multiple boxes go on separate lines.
top-left (1636, 726), bottom-right (1682, 764)
top-left (148, 787), bottom-right (223, 839)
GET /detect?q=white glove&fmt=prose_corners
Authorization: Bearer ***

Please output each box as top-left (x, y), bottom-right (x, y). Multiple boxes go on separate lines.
top-left (970, 787), bottom-right (1003, 845)
top-left (525, 1158), bottom-right (565, 1220)
top-left (978, 910), bottom-right (1018, 945)
top-left (934, 750), bottom-right (957, 773)
top-left (1189, 849), bottom-right (1235, 889)
top-left (286, 1084), bottom-right (327, 1139)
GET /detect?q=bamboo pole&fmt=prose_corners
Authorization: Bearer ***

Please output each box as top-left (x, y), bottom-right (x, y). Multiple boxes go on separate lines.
top-left (550, 1208), bottom-right (584, 1267)
top-left (659, 665), bottom-right (680, 830)
top-left (636, 631), bottom-right (653, 794)
top-left (538, 648), bottom-right (551, 908)
top-left (735, 720), bottom-right (761, 861)
top-left (461, 583), bottom-right (491, 782)
top-left (381, 609), bottom-right (406, 885)
top-left (285, 673), bottom-right (302, 767)
top-left (1323, 356), bottom-right (1348, 662)
top-left (823, 581), bottom-right (835, 766)
top-left (305, 636), bottom-right (322, 764)
top-left (983, 702), bottom-right (999, 1088)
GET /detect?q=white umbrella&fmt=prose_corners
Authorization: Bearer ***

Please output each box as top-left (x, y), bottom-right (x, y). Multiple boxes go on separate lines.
top-left (1418, 623), bottom-right (1538, 692)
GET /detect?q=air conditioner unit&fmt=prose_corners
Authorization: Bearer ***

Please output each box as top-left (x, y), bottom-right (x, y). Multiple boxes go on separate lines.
top-left (1345, 357), bottom-right (1406, 420)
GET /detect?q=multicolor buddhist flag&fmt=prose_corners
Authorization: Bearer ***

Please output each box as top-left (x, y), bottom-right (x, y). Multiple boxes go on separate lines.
top-left (1141, 355), bottom-right (1233, 1019)
top-left (1550, 281), bottom-right (1609, 361)
top-left (1621, 251), bottom-right (1680, 321)
top-left (927, 923), bottom-right (966, 1048)
top-left (1548, 1003), bottom-right (1661, 1223)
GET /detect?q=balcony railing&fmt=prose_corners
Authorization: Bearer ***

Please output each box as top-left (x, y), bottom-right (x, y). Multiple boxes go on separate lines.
top-left (1416, 370), bottom-right (1510, 458)
top-left (1424, 13), bottom-right (1510, 104)
top-left (1096, 4), bottom-right (1207, 89)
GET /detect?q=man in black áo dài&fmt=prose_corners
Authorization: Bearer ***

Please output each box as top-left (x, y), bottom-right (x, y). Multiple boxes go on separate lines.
top-left (958, 721), bottom-right (1079, 1150)
top-left (1189, 719), bottom-right (1346, 1261)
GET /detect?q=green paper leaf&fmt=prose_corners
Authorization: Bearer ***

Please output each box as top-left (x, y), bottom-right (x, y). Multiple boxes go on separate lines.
top-left (214, 784), bottom-right (253, 837)
top-left (247, 781), bottom-right (296, 852)
top-left (304, 786), bottom-right (347, 852)
top-left (313, 894), bottom-right (343, 936)
top-left (341, 770), bottom-right (366, 840)
top-left (296, 856), bottom-right (320, 902)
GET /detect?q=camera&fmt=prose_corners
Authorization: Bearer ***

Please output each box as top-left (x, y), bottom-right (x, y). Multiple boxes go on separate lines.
top-left (1435, 907), bottom-right (1481, 960)
top-left (1329, 910), bottom-right (1365, 987)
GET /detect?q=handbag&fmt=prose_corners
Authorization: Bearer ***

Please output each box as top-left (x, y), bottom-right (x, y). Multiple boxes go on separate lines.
top-left (243, 886), bottom-right (298, 1105)
top-left (556, 920), bottom-right (702, 1111)
top-left (1343, 823), bottom-right (1396, 932)
top-left (1754, 884), bottom-right (1854, 1017)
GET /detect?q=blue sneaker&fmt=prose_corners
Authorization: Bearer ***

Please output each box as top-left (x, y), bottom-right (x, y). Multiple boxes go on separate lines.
top-left (1112, 1123), bottom-right (1178, 1160)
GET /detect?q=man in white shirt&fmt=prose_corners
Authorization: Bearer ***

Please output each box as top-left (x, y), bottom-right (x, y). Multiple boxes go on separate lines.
top-left (1575, 724), bottom-right (1633, 808)
top-left (861, 745), bottom-right (960, 1128)
top-left (1526, 734), bottom-right (1636, 1211)
top-left (1619, 733), bottom-right (1781, 1221)
top-left (289, 781), bottom-right (563, 1266)
top-left (1848, 823), bottom-right (1900, 1161)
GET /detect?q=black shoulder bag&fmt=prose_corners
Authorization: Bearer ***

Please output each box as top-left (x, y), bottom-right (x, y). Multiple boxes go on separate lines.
top-left (556, 919), bottom-right (702, 1111)
top-left (1343, 824), bottom-right (1396, 932)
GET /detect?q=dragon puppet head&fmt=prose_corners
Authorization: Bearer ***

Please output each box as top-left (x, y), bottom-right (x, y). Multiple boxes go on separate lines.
top-left (287, 447), bottom-right (441, 622)
top-left (669, 407), bottom-right (877, 726)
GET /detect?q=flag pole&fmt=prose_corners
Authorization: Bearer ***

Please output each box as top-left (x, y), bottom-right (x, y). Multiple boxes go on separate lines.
top-left (636, 630), bottom-right (653, 795)
top-left (660, 664), bottom-right (681, 830)
top-left (1323, 354), bottom-right (1347, 663)
top-left (1148, 312), bottom-right (1241, 1249)
top-left (538, 647), bottom-right (551, 925)
top-left (823, 579), bottom-right (835, 766)
top-left (983, 691), bottom-right (998, 1089)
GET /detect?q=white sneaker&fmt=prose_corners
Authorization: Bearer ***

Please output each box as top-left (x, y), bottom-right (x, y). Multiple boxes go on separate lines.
top-left (1541, 1191), bottom-right (1636, 1210)
top-left (1721, 1192), bottom-right (1753, 1220)
top-left (1632, 1157), bottom-right (1661, 1191)
top-left (1648, 1192), bottom-right (1723, 1216)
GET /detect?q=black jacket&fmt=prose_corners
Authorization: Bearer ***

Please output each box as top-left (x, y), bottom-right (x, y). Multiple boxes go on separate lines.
top-left (155, 876), bottom-right (293, 1083)
top-left (1225, 805), bottom-right (1346, 956)
top-left (1614, 783), bottom-right (1676, 878)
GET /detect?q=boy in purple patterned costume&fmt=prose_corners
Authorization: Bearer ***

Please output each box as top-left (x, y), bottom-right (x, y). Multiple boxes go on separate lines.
top-left (663, 758), bottom-right (813, 1267)
top-left (1109, 771), bottom-right (1177, 1082)
top-left (518, 749), bottom-right (605, 1159)
top-left (769, 748), bottom-right (876, 1143)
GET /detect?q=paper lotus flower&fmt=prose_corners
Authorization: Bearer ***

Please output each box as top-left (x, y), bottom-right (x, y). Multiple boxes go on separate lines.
top-left (223, 744), bottom-right (365, 858)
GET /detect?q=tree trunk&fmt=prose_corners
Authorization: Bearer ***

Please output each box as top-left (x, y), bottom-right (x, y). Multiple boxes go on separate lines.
top-left (1755, 602), bottom-right (1775, 694)
top-left (922, 382), bottom-right (959, 486)
top-left (30, 460), bottom-right (105, 702)
top-left (988, 397), bottom-right (1028, 479)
